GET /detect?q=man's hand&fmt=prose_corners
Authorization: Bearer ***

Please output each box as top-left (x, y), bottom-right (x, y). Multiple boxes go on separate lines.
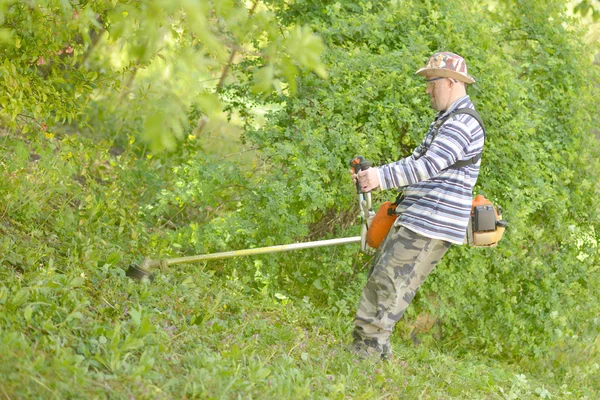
top-left (356, 167), bottom-right (380, 192)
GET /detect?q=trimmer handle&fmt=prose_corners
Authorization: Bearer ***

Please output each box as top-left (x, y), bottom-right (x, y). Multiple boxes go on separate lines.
top-left (349, 156), bottom-right (371, 174)
top-left (349, 156), bottom-right (372, 193)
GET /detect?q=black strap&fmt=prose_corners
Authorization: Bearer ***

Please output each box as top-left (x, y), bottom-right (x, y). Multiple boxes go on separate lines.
top-left (428, 107), bottom-right (485, 169)
top-left (387, 191), bottom-right (405, 215)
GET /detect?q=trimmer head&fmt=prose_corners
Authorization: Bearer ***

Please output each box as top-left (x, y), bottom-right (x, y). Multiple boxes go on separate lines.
top-left (126, 263), bottom-right (154, 281)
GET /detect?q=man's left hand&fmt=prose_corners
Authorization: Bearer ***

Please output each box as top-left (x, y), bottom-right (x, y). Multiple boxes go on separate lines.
top-left (356, 167), bottom-right (380, 192)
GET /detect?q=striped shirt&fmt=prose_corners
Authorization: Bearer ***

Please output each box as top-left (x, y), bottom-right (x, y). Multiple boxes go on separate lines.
top-left (376, 95), bottom-right (484, 244)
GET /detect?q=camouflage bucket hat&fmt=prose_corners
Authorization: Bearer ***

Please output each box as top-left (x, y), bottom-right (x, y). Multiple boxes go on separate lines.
top-left (415, 52), bottom-right (475, 84)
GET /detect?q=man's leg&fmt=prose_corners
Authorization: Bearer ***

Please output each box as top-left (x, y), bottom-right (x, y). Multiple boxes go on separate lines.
top-left (353, 225), bottom-right (451, 356)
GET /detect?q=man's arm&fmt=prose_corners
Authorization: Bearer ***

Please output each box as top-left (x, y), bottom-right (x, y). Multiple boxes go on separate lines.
top-left (377, 120), bottom-right (474, 190)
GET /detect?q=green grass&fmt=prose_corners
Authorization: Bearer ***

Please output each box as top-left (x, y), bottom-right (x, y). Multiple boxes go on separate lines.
top-left (0, 261), bottom-right (595, 399)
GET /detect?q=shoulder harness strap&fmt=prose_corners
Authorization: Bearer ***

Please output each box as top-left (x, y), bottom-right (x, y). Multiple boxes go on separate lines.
top-left (431, 107), bottom-right (485, 169)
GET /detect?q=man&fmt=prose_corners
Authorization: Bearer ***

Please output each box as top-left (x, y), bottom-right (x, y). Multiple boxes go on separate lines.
top-left (352, 52), bottom-right (485, 360)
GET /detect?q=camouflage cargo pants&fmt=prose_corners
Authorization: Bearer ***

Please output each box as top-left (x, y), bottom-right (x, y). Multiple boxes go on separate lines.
top-left (353, 225), bottom-right (451, 356)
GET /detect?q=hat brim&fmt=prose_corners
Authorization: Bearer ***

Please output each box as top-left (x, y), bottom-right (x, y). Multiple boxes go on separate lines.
top-left (415, 67), bottom-right (475, 84)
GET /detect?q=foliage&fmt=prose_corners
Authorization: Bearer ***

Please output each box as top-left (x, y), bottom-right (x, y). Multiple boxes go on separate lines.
top-left (247, 0), bottom-right (600, 362)
top-left (155, 0), bottom-right (600, 363)
top-left (0, 0), bottom-right (326, 151)
top-left (574, 0), bottom-right (600, 21)
top-left (0, 128), bottom-right (596, 395)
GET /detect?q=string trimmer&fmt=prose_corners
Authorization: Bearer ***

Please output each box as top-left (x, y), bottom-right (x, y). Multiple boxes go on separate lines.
top-left (126, 156), bottom-right (374, 281)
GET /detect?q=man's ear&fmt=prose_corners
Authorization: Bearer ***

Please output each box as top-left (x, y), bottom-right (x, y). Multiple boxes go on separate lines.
top-left (448, 78), bottom-right (463, 90)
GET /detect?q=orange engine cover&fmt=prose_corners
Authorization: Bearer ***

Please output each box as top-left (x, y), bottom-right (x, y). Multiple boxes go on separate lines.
top-left (366, 201), bottom-right (398, 249)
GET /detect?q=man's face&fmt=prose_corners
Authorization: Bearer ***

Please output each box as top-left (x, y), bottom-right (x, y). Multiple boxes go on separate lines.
top-left (425, 77), bottom-right (452, 111)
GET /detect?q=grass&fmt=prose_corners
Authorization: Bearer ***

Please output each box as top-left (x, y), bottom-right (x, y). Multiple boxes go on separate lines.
top-left (0, 260), bottom-right (595, 399)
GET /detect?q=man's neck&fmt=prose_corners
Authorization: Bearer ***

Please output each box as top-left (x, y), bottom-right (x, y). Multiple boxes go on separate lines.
top-left (442, 93), bottom-right (468, 113)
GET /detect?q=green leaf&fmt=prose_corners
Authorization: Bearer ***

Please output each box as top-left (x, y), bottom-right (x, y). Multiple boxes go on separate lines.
top-left (312, 279), bottom-right (324, 290)
top-left (129, 307), bottom-right (141, 327)
top-left (11, 289), bottom-right (29, 307)
top-left (23, 305), bottom-right (33, 322)
top-left (251, 64), bottom-right (275, 94)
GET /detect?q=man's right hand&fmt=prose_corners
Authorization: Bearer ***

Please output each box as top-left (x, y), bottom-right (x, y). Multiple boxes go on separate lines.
top-left (357, 167), bottom-right (381, 192)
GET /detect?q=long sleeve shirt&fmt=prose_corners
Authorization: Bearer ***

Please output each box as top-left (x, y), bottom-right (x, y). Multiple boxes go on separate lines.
top-left (376, 95), bottom-right (485, 244)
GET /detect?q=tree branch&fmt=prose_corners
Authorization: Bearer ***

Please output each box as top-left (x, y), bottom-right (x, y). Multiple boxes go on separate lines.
top-left (216, 0), bottom-right (260, 91)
